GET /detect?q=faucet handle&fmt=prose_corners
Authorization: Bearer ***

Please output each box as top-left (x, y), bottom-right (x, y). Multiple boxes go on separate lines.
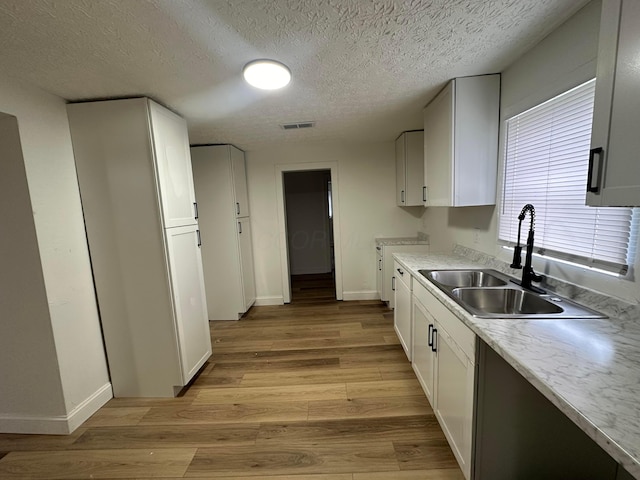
top-left (530, 270), bottom-right (543, 283)
top-left (510, 245), bottom-right (523, 269)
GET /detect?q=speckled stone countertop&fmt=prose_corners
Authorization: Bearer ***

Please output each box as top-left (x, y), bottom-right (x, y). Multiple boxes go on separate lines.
top-left (375, 233), bottom-right (429, 246)
top-left (393, 251), bottom-right (640, 478)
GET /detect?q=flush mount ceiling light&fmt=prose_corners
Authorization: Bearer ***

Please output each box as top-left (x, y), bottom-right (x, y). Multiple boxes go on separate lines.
top-left (243, 59), bottom-right (291, 90)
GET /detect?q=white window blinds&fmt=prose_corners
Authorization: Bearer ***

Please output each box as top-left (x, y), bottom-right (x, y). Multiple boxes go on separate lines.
top-left (499, 79), bottom-right (637, 274)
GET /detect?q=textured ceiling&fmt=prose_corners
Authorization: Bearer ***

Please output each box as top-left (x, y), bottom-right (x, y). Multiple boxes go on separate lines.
top-left (0, 0), bottom-right (588, 150)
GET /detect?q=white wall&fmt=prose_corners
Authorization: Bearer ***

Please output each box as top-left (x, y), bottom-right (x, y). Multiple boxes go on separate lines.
top-left (284, 170), bottom-right (333, 275)
top-left (0, 74), bottom-right (111, 433)
top-left (247, 141), bottom-right (424, 302)
top-left (421, 0), bottom-right (640, 305)
top-left (0, 114), bottom-right (67, 421)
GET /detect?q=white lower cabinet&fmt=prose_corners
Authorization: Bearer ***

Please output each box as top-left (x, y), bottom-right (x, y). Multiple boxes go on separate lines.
top-left (237, 218), bottom-right (256, 312)
top-left (376, 247), bottom-right (384, 300)
top-left (434, 324), bottom-right (475, 479)
top-left (377, 244), bottom-right (429, 308)
top-left (411, 297), bottom-right (436, 405)
top-left (393, 261), bottom-right (412, 360)
top-left (165, 225), bottom-right (212, 381)
top-left (411, 279), bottom-right (476, 480)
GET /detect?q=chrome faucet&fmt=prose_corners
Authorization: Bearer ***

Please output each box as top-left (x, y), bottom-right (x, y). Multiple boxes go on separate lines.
top-left (510, 204), bottom-right (545, 293)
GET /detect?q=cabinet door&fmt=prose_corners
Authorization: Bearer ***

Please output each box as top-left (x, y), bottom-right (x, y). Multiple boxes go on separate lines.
top-left (434, 324), bottom-right (474, 479)
top-left (396, 135), bottom-right (406, 206)
top-left (412, 297), bottom-right (436, 406)
top-left (237, 218), bottom-right (256, 312)
top-left (383, 245), bottom-right (430, 307)
top-left (376, 248), bottom-right (384, 300)
top-left (405, 131), bottom-right (425, 206)
top-left (231, 146), bottom-right (250, 217)
top-left (424, 82), bottom-right (454, 206)
top-left (396, 132), bottom-right (425, 206)
top-left (394, 269), bottom-right (412, 361)
top-left (423, 76), bottom-right (499, 207)
top-left (149, 102), bottom-right (198, 228)
top-left (165, 225), bottom-right (212, 382)
top-left (454, 75), bottom-right (499, 206)
top-left (588, 0), bottom-right (640, 206)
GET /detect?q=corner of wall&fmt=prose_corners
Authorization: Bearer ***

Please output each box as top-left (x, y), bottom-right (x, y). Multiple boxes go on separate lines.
top-left (0, 381), bottom-right (111, 434)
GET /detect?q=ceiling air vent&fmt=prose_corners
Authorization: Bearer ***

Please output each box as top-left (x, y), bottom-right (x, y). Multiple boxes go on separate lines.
top-left (280, 121), bottom-right (315, 130)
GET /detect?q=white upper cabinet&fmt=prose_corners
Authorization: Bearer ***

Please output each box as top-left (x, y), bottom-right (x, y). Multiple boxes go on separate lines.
top-left (587, 0), bottom-right (640, 206)
top-left (423, 75), bottom-right (500, 207)
top-left (396, 130), bottom-right (425, 206)
top-left (148, 102), bottom-right (198, 228)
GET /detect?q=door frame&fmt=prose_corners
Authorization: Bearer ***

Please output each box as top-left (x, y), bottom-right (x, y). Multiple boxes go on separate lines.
top-left (275, 162), bottom-right (343, 303)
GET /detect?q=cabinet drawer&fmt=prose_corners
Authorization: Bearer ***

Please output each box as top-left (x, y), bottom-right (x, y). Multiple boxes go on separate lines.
top-left (394, 261), bottom-right (412, 290)
top-left (414, 281), bottom-right (475, 361)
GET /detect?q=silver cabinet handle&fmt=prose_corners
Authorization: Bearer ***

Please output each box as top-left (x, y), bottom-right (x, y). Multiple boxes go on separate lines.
top-left (238, 221), bottom-right (242, 234)
top-left (391, 276), bottom-right (395, 291)
top-left (196, 229), bottom-right (202, 247)
top-left (193, 202), bottom-right (199, 220)
top-left (236, 202), bottom-right (240, 215)
top-left (396, 268), bottom-right (404, 276)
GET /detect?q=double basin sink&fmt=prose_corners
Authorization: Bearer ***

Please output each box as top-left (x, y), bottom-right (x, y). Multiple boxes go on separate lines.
top-left (419, 269), bottom-right (606, 319)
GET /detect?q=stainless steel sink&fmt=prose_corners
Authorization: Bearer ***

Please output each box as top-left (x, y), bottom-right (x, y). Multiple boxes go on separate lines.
top-left (451, 287), bottom-right (563, 315)
top-left (419, 268), bottom-right (606, 319)
top-left (426, 270), bottom-right (507, 288)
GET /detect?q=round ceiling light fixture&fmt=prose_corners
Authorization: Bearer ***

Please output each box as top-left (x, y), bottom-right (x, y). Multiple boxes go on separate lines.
top-left (243, 59), bottom-right (291, 90)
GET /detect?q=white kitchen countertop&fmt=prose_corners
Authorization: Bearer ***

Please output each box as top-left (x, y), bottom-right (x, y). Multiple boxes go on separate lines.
top-left (375, 236), bottom-right (429, 246)
top-left (393, 252), bottom-right (640, 478)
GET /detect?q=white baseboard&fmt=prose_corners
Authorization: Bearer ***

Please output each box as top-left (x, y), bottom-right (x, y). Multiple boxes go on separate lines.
top-left (254, 296), bottom-right (284, 306)
top-left (255, 293), bottom-right (380, 304)
top-left (342, 290), bottom-right (380, 301)
top-left (66, 382), bottom-right (113, 432)
top-left (0, 382), bottom-right (112, 435)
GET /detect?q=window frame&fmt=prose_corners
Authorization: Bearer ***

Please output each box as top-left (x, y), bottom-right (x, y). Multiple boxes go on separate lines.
top-left (497, 78), bottom-right (637, 277)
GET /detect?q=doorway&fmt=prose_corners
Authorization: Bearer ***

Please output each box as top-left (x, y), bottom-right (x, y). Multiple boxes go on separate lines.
top-left (284, 170), bottom-right (335, 303)
top-left (275, 162), bottom-right (343, 304)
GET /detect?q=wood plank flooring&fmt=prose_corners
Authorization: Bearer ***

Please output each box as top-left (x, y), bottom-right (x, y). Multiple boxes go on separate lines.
top-left (0, 275), bottom-right (463, 479)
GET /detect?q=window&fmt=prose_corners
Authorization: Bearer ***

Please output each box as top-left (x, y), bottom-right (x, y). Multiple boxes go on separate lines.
top-left (499, 79), bottom-right (637, 275)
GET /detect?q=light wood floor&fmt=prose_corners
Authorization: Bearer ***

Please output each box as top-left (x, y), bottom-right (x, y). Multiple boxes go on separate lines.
top-left (0, 278), bottom-right (463, 479)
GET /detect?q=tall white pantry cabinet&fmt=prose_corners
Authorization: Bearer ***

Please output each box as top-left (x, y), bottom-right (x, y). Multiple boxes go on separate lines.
top-left (191, 145), bottom-right (256, 321)
top-left (67, 98), bottom-right (212, 398)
